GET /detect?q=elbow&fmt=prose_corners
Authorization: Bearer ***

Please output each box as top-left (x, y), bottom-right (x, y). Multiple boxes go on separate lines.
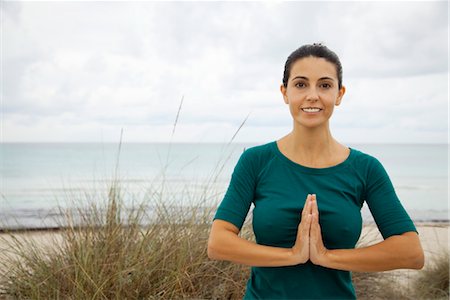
top-left (410, 249), bottom-right (425, 270)
top-left (207, 242), bottom-right (216, 260)
top-left (208, 220), bottom-right (239, 261)
top-left (410, 237), bottom-right (425, 270)
top-left (207, 238), bottom-right (221, 261)
top-left (399, 232), bottom-right (425, 270)
top-left (404, 241), bottom-right (425, 270)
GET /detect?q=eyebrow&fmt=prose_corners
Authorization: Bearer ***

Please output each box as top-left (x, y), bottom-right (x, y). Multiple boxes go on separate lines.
top-left (291, 76), bottom-right (335, 81)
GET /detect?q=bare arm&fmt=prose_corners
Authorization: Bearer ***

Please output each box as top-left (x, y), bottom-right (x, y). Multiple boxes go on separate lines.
top-left (322, 232), bottom-right (424, 272)
top-left (208, 220), bottom-right (298, 267)
top-left (309, 195), bottom-right (425, 272)
top-left (207, 194), bottom-right (313, 267)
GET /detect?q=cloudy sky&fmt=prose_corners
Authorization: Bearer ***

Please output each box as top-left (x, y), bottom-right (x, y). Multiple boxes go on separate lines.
top-left (2, 1), bottom-right (448, 144)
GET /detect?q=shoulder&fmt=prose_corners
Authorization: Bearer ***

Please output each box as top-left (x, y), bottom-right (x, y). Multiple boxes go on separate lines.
top-left (240, 141), bottom-right (275, 161)
top-left (348, 148), bottom-right (390, 184)
top-left (235, 141), bottom-right (277, 176)
top-left (349, 147), bottom-right (385, 170)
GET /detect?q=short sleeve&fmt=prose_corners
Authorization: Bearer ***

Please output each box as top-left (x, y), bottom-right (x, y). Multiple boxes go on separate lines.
top-left (364, 156), bottom-right (418, 239)
top-left (213, 148), bottom-right (257, 230)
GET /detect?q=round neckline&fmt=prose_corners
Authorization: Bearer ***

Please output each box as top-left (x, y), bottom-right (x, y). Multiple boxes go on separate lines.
top-left (270, 140), bottom-right (354, 174)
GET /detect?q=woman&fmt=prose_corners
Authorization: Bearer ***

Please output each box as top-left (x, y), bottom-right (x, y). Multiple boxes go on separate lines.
top-left (207, 43), bottom-right (424, 299)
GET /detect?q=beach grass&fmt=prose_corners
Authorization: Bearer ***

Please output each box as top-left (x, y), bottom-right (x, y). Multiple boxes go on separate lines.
top-left (1, 183), bottom-right (448, 299)
top-left (0, 99), bottom-right (252, 299)
top-left (0, 181), bottom-right (248, 299)
top-left (1, 164), bottom-right (449, 299)
top-left (409, 244), bottom-right (449, 300)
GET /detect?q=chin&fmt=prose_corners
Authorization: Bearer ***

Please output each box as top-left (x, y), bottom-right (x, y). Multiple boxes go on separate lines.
top-left (294, 118), bottom-right (326, 128)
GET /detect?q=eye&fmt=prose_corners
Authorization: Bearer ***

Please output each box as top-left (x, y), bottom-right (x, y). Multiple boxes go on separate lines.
top-left (295, 82), bottom-right (306, 88)
top-left (320, 83), bottom-right (332, 89)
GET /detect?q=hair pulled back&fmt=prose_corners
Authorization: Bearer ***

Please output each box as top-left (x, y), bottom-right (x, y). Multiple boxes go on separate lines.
top-left (282, 43), bottom-right (343, 89)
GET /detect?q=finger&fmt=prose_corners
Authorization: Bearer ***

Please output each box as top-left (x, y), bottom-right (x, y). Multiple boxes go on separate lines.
top-left (309, 218), bottom-right (316, 245)
top-left (306, 194), bottom-right (313, 215)
top-left (301, 194), bottom-right (311, 218)
top-left (311, 213), bottom-right (321, 234)
top-left (301, 214), bottom-right (312, 235)
top-left (306, 213), bottom-right (312, 227)
top-left (310, 214), bottom-right (318, 242)
top-left (311, 194), bottom-right (319, 217)
top-left (307, 195), bottom-right (313, 214)
top-left (308, 214), bottom-right (312, 230)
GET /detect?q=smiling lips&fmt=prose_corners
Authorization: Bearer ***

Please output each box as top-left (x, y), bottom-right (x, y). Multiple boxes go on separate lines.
top-left (301, 107), bottom-right (322, 113)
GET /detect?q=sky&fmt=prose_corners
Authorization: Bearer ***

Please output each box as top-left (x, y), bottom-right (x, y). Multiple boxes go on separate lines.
top-left (2, 1), bottom-right (449, 144)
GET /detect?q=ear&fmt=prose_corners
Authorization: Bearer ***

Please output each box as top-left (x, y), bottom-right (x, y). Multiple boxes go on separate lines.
top-left (280, 84), bottom-right (288, 104)
top-left (335, 86), bottom-right (346, 106)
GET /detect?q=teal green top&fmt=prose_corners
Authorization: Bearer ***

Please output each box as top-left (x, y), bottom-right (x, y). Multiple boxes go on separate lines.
top-left (213, 141), bottom-right (417, 300)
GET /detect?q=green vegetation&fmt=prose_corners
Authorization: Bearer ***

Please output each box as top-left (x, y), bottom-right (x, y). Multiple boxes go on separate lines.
top-left (1, 185), bottom-right (448, 299)
top-left (0, 180), bottom-right (245, 299)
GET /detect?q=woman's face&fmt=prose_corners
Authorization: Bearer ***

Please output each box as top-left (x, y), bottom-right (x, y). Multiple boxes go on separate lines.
top-left (280, 56), bottom-right (345, 129)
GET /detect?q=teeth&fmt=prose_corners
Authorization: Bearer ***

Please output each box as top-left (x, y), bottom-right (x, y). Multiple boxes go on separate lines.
top-left (302, 108), bottom-right (321, 113)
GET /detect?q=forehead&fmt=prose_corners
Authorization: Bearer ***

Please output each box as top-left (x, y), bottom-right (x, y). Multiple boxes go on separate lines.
top-left (290, 56), bottom-right (338, 81)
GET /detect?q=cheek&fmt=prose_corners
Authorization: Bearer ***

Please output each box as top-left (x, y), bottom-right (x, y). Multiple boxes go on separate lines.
top-left (323, 95), bottom-right (339, 108)
top-left (287, 101), bottom-right (301, 116)
top-left (286, 93), bottom-right (302, 106)
top-left (326, 107), bottom-right (335, 117)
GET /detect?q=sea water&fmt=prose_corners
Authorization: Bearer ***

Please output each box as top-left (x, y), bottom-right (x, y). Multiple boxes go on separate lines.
top-left (0, 142), bottom-right (448, 229)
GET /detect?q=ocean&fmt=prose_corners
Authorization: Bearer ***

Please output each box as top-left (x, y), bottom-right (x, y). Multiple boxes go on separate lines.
top-left (0, 142), bottom-right (448, 229)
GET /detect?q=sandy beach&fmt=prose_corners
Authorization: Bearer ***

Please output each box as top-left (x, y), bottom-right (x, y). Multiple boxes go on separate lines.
top-left (360, 222), bottom-right (449, 254)
top-left (358, 222), bottom-right (449, 288)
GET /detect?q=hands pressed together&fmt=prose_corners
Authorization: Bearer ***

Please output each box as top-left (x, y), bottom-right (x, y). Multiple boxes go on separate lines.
top-left (209, 192), bottom-right (423, 271)
top-left (292, 194), bottom-right (329, 266)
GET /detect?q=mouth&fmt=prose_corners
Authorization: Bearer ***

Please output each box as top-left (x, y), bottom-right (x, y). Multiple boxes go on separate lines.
top-left (301, 107), bottom-right (322, 113)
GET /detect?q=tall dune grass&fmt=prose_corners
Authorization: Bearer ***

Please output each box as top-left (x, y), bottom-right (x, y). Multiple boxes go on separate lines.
top-left (0, 98), bottom-right (253, 299)
top-left (2, 189), bottom-right (447, 300)
top-left (0, 180), bottom-right (251, 299)
top-left (1, 185), bottom-right (448, 299)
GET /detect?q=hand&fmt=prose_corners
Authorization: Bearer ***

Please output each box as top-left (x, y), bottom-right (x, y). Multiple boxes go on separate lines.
top-left (309, 194), bottom-right (329, 266)
top-left (291, 194), bottom-right (313, 264)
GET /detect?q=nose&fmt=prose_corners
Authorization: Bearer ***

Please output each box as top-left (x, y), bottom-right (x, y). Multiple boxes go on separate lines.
top-left (306, 87), bottom-right (319, 102)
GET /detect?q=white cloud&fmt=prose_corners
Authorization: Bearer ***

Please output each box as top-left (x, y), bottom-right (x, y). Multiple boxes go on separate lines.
top-left (2, 1), bottom-right (448, 143)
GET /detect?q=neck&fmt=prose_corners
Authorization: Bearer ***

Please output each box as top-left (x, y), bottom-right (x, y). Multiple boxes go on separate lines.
top-left (286, 121), bottom-right (339, 162)
top-left (291, 120), bottom-right (336, 147)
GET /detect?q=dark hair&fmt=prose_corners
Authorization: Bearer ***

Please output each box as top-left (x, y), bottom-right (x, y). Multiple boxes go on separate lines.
top-left (282, 43), bottom-right (343, 89)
